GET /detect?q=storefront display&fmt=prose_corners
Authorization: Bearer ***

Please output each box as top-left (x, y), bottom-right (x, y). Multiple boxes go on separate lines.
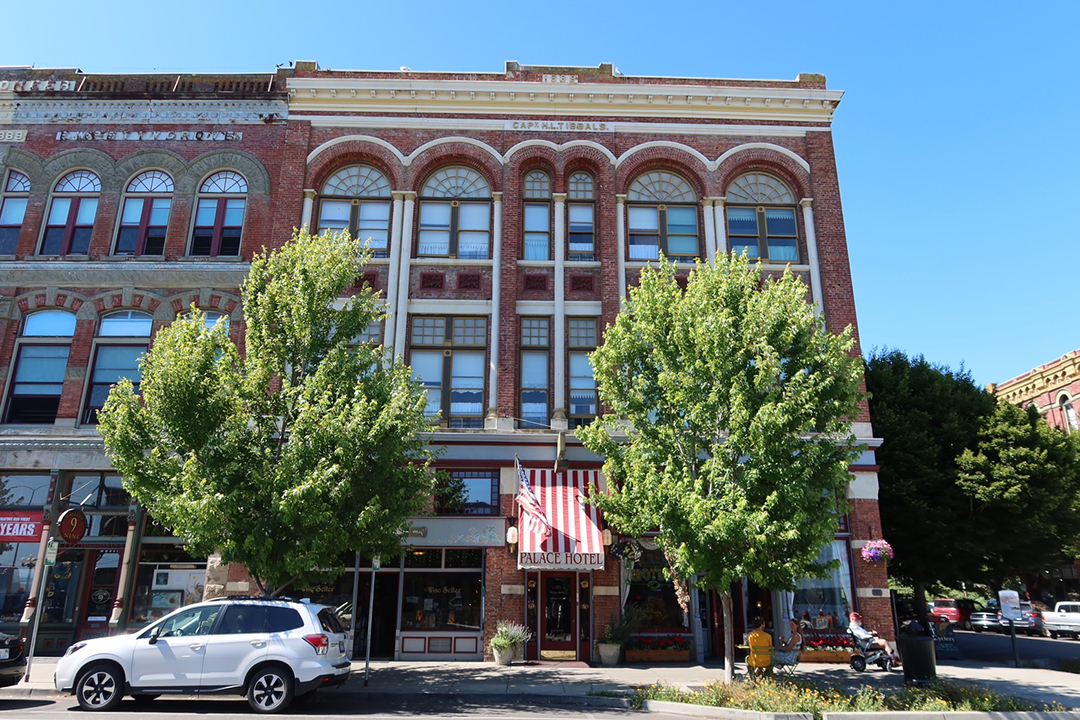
top-left (626, 547), bottom-right (688, 630)
top-left (129, 547), bottom-right (208, 624)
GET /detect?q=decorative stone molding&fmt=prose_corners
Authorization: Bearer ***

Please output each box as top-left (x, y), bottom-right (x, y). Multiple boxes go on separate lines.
top-left (184, 149), bottom-right (272, 194)
top-left (0, 261), bottom-right (251, 289)
top-left (11, 99), bottom-right (288, 126)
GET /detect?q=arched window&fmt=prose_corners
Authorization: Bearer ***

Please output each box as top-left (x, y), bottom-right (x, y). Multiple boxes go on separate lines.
top-left (725, 172), bottom-right (800, 263)
top-left (84, 311), bottom-right (153, 424)
top-left (567, 171), bottom-right (596, 261)
top-left (191, 171), bottom-right (247, 257)
top-left (522, 170), bottom-right (551, 261)
top-left (40, 170), bottom-right (101, 256)
top-left (317, 165), bottom-right (392, 258)
top-left (418, 167), bottom-right (491, 260)
top-left (0, 170), bottom-right (30, 255)
top-left (5, 310), bottom-right (77, 424)
top-left (116, 170), bottom-right (173, 256)
top-left (1059, 395), bottom-right (1078, 433)
top-left (626, 171), bottom-right (699, 261)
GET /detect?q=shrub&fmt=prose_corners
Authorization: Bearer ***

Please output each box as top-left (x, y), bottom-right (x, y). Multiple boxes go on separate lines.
top-left (490, 621), bottom-right (532, 651)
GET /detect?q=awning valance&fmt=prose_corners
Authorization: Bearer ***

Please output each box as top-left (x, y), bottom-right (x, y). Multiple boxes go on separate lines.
top-left (517, 469), bottom-right (604, 571)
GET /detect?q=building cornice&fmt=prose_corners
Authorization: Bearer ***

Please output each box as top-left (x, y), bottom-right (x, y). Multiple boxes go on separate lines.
top-left (993, 350), bottom-right (1080, 406)
top-left (0, 98), bottom-right (288, 126)
top-left (0, 261), bottom-right (251, 289)
top-left (286, 77), bottom-right (842, 124)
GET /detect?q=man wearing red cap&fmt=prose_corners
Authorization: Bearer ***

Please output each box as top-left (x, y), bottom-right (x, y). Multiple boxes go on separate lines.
top-left (849, 612), bottom-right (900, 665)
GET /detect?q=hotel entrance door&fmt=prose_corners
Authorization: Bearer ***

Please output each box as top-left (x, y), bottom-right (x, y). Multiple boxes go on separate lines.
top-left (540, 572), bottom-right (576, 660)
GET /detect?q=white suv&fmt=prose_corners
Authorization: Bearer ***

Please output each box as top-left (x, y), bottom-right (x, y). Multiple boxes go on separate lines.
top-left (55, 597), bottom-right (350, 713)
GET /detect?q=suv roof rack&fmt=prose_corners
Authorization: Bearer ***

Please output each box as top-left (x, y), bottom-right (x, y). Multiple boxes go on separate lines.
top-left (206, 595), bottom-right (297, 603)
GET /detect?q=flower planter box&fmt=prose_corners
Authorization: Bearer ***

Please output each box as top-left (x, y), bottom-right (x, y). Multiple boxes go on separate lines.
top-left (798, 649), bottom-right (851, 663)
top-left (624, 648), bottom-right (692, 663)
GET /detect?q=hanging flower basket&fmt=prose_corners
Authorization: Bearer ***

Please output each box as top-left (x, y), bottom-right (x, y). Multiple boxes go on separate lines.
top-left (861, 539), bottom-right (893, 564)
top-left (611, 540), bottom-right (642, 563)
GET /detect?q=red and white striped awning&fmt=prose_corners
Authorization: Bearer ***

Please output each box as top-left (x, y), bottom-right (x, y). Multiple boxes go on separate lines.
top-left (517, 469), bottom-right (604, 571)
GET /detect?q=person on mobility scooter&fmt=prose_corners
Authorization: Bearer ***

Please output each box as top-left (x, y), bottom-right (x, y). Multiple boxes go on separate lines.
top-left (848, 612), bottom-right (901, 672)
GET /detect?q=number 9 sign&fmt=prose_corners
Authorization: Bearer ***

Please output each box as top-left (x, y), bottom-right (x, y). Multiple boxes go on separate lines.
top-left (57, 509), bottom-right (88, 544)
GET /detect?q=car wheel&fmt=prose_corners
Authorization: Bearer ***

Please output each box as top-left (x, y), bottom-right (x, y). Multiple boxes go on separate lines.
top-left (247, 664), bottom-right (294, 714)
top-left (974, 626), bottom-right (983, 633)
top-left (850, 655), bottom-right (867, 672)
top-left (1050, 631), bottom-right (1059, 639)
top-left (75, 663), bottom-right (124, 711)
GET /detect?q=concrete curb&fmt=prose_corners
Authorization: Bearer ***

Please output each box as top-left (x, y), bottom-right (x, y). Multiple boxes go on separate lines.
top-left (823, 715), bottom-right (1080, 720)
top-left (640, 701), bottom-right (810, 720)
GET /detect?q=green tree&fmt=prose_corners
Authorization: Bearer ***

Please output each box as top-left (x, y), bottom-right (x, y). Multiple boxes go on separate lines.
top-left (957, 401), bottom-right (1080, 587)
top-left (864, 350), bottom-right (996, 614)
top-left (579, 255), bottom-right (863, 682)
top-left (99, 229), bottom-right (435, 596)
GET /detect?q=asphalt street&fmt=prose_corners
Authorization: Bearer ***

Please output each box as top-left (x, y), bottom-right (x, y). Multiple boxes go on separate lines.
top-left (0, 695), bottom-right (670, 718)
top-left (953, 628), bottom-right (1080, 666)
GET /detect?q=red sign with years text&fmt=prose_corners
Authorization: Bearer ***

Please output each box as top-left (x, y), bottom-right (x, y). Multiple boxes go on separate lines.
top-left (0, 510), bottom-right (43, 542)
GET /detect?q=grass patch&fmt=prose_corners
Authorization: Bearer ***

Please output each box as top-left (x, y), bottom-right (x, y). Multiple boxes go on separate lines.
top-left (633, 678), bottom-right (1063, 719)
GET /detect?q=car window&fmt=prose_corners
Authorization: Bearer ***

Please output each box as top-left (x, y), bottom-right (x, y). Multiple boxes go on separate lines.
top-left (156, 605), bottom-right (222, 638)
top-left (934, 600), bottom-right (957, 608)
top-left (318, 607), bottom-right (344, 634)
top-left (218, 605), bottom-right (304, 634)
top-left (266, 606), bottom-right (304, 632)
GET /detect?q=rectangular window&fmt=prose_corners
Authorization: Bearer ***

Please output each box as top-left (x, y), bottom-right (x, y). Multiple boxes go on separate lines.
top-left (523, 203), bottom-right (550, 260)
top-left (520, 317), bottom-right (550, 428)
top-left (83, 344), bottom-right (147, 424)
top-left (5, 345), bottom-right (70, 424)
top-left (67, 474), bottom-right (130, 510)
top-left (42, 197), bottom-right (97, 256)
top-left (765, 207), bottom-right (799, 262)
top-left (665, 206), bottom-right (699, 258)
top-left (418, 202), bottom-right (451, 256)
top-left (0, 197), bottom-right (27, 254)
top-left (456, 203), bottom-right (490, 259)
top-left (400, 570), bottom-right (482, 632)
top-left (627, 206), bottom-right (659, 260)
top-left (409, 316), bottom-right (487, 428)
top-left (727, 206), bottom-right (759, 258)
top-left (567, 203), bottom-right (595, 260)
top-left (417, 201), bottom-right (490, 259)
top-left (191, 198), bottom-right (245, 257)
top-left (438, 470), bottom-right (498, 515)
top-left (568, 318), bottom-right (598, 427)
top-left (318, 200), bottom-right (351, 234)
top-left (727, 206), bottom-right (800, 263)
top-left (793, 540), bottom-right (853, 637)
top-left (116, 197), bottom-right (170, 256)
top-left (357, 201), bottom-right (390, 257)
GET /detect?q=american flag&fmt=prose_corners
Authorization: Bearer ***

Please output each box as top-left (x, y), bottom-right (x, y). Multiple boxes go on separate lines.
top-left (515, 456), bottom-right (551, 542)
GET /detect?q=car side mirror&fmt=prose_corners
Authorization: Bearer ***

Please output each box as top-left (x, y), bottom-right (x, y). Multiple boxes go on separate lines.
top-left (148, 624), bottom-right (162, 645)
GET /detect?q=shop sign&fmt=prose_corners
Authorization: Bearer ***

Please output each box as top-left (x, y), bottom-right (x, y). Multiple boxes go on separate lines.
top-left (57, 508), bottom-right (88, 544)
top-left (0, 510), bottom-right (43, 542)
top-left (0, 79), bottom-right (77, 92)
top-left (56, 130), bottom-right (243, 142)
top-left (504, 119), bottom-right (614, 133)
top-left (518, 551), bottom-right (605, 571)
top-left (44, 539), bottom-right (58, 565)
top-left (405, 518), bottom-right (504, 547)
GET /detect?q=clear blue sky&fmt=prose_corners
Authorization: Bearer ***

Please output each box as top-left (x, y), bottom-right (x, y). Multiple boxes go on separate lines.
top-left (5, 1), bottom-right (1077, 388)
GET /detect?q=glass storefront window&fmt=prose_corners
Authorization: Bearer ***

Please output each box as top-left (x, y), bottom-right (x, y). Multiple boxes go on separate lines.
top-left (626, 547), bottom-right (688, 629)
top-left (0, 475), bottom-right (51, 507)
top-left (42, 550), bottom-right (82, 624)
top-left (792, 539), bottom-right (854, 636)
top-left (0, 541), bottom-right (38, 627)
top-left (400, 571), bottom-right (482, 631)
top-left (129, 547), bottom-right (208, 624)
top-left (404, 549), bottom-right (442, 568)
top-left (445, 549), bottom-right (483, 568)
top-left (67, 474), bottom-right (128, 508)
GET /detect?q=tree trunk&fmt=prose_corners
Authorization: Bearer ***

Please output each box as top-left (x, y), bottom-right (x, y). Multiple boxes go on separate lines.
top-left (914, 580), bottom-right (928, 627)
top-left (720, 590), bottom-right (735, 684)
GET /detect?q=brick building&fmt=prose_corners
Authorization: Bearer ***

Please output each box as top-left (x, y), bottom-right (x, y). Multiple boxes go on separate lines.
top-left (991, 351), bottom-right (1080, 600)
top-left (0, 61), bottom-right (890, 661)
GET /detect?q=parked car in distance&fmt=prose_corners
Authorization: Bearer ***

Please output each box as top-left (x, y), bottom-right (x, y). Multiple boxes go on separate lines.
top-left (970, 602), bottom-right (1000, 633)
top-left (54, 597), bottom-right (350, 713)
top-left (931, 598), bottom-right (963, 625)
top-left (0, 631), bottom-right (26, 688)
top-left (998, 601), bottom-right (1049, 636)
top-left (1043, 602), bottom-right (1080, 639)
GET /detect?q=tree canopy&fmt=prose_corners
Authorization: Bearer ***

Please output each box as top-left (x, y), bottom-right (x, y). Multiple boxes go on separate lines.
top-left (579, 255), bottom-right (864, 681)
top-left (99, 230), bottom-right (435, 595)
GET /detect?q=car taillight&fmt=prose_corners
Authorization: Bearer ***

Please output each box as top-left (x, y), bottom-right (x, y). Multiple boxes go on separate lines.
top-left (303, 634), bottom-right (329, 655)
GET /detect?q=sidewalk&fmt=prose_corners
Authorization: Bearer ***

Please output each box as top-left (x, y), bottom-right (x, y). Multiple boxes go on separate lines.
top-left (7, 657), bottom-right (1080, 709)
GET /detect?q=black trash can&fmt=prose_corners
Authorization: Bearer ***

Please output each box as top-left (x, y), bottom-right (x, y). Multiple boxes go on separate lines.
top-left (896, 635), bottom-right (936, 686)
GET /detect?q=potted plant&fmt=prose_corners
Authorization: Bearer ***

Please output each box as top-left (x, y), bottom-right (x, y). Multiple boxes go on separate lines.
top-left (490, 621), bottom-right (532, 665)
top-left (596, 605), bottom-right (645, 666)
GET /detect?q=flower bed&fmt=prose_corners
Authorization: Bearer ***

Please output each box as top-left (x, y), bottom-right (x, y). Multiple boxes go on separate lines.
top-left (624, 634), bottom-right (692, 662)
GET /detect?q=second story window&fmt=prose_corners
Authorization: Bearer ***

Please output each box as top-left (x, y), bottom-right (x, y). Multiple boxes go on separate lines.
top-left (568, 317), bottom-right (598, 428)
top-left (115, 171), bottom-right (173, 256)
top-left (627, 170), bottom-right (699, 261)
top-left (0, 170), bottom-right (30, 254)
top-left (567, 171), bottom-right (596, 261)
top-left (5, 310), bottom-right (77, 424)
top-left (520, 317), bottom-right (550, 428)
top-left (725, 172), bottom-right (800, 263)
top-left (409, 316), bottom-right (487, 429)
top-left (437, 470), bottom-right (499, 515)
top-left (83, 311), bottom-right (152, 424)
top-left (522, 170), bottom-right (551, 260)
top-left (191, 171), bottom-right (247, 257)
top-left (418, 167), bottom-right (491, 260)
top-left (40, 170), bottom-right (100, 256)
top-left (317, 165), bottom-right (392, 258)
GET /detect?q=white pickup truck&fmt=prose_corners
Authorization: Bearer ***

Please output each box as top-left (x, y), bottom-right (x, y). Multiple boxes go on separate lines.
top-left (1042, 602), bottom-right (1080, 639)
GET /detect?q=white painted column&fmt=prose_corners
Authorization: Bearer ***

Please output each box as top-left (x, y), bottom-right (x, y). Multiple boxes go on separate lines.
top-left (486, 193), bottom-right (503, 429)
top-left (800, 198), bottom-right (824, 315)
top-left (702, 199), bottom-right (717, 263)
top-left (552, 193), bottom-right (568, 429)
top-left (713, 197), bottom-right (727, 254)
top-left (615, 194), bottom-right (627, 311)
top-left (301, 189), bottom-right (316, 231)
top-left (393, 192), bottom-right (416, 354)
top-left (383, 192), bottom-right (406, 355)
